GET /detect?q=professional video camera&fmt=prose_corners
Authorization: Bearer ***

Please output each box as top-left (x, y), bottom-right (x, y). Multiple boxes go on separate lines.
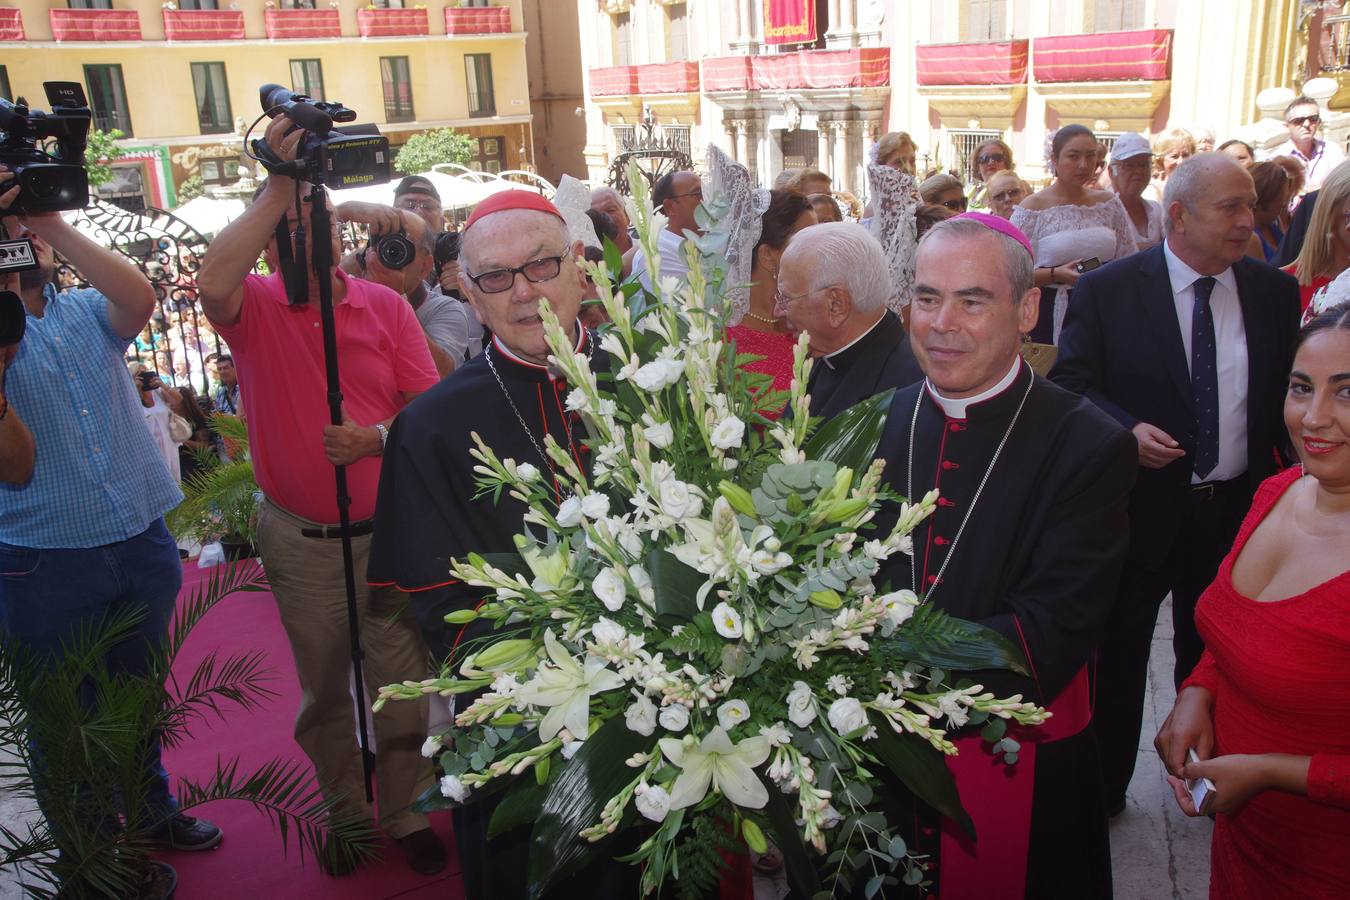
top-left (252, 85), bottom-right (390, 188)
top-left (0, 81), bottom-right (92, 214)
top-left (432, 231), bottom-right (460, 284)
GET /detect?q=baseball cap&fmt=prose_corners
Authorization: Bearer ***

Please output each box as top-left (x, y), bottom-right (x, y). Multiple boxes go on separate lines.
top-left (394, 175), bottom-right (441, 202)
top-left (1110, 133), bottom-right (1152, 163)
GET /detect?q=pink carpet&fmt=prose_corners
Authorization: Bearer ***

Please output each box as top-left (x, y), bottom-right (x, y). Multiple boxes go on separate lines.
top-left (159, 561), bottom-right (463, 899)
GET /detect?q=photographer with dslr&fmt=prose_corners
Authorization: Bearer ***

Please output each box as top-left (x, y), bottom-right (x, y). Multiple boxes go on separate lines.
top-left (0, 169), bottom-right (223, 861)
top-left (340, 203), bottom-right (459, 377)
top-left (196, 111), bottom-right (446, 876)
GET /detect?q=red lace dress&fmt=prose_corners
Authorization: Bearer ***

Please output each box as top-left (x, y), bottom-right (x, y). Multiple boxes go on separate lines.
top-left (1182, 466), bottom-right (1350, 900)
top-left (725, 325), bottom-right (796, 419)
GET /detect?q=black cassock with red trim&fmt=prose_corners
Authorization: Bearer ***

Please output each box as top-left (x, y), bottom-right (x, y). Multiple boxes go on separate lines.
top-left (875, 361), bottom-right (1136, 899)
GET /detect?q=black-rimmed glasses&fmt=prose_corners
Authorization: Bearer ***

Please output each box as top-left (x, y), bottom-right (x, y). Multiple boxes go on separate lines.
top-left (978, 152), bottom-right (1007, 166)
top-left (466, 251), bottom-right (571, 293)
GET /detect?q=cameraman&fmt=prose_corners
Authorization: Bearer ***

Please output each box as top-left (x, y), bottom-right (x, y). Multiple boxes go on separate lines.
top-left (0, 172), bottom-right (222, 853)
top-left (340, 205), bottom-right (459, 377)
top-left (196, 113), bottom-right (446, 876)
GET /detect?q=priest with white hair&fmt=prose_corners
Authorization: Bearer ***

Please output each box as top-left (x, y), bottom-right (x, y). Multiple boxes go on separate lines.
top-left (775, 221), bottom-right (923, 419)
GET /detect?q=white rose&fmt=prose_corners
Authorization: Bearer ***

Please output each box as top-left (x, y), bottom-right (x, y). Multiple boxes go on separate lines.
top-left (877, 589), bottom-right (919, 635)
top-left (710, 415), bottom-right (746, 450)
top-left (592, 616), bottom-right (627, 645)
top-left (615, 522), bottom-right (645, 559)
top-left (515, 462), bottom-right (540, 484)
top-left (717, 699), bottom-right (751, 731)
top-left (658, 479), bottom-right (702, 520)
top-left (625, 693), bottom-right (658, 736)
top-left (556, 496), bottom-right (584, 528)
top-left (581, 493), bottom-right (611, 520)
top-left (439, 775), bottom-right (469, 802)
top-left (593, 567), bottom-right (627, 612)
top-left (633, 360), bottom-right (676, 392)
top-left (644, 419), bottom-right (675, 449)
top-left (635, 784), bottom-right (672, 823)
top-left (786, 680), bottom-right (817, 728)
top-left (658, 704), bottom-right (689, 731)
top-left (420, 736), bottom-right (441, 759)
top-left (711, 602), bottom-right (743, 640)
top-left (827, 697), bottom-right (868, 735)
top-left (658, 357), bottom-right (686, 385)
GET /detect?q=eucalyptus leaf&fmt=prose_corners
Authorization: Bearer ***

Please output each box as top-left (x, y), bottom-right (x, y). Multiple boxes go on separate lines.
top-left (869, 718), bottom-right (975, 840)
top-left (526, 716), bottom-right (656, 899)
top-left (802, 389), bottom-right (896, 471)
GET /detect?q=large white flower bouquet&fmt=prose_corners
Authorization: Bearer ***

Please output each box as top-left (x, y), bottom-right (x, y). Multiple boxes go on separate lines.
top-left (377, 168), bottom-right (1047, 899)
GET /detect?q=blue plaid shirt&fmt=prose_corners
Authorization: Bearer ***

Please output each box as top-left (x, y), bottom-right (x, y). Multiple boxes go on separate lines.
top-left (0, 285), bottom-right (182, 549)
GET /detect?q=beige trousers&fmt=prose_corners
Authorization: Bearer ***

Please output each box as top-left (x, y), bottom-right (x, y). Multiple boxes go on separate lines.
top-left (257, 498), bottom-right (433, 838)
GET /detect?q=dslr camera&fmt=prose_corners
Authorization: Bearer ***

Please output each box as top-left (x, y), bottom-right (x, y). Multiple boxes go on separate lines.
top-left (365, 228), bottom-right (416, 271)
top-left (254, 84), bottom-right (390, 189)
top-left (0, 81), bottom-right (92, 214)
top-left (433, 231), bottom-right (460, 284)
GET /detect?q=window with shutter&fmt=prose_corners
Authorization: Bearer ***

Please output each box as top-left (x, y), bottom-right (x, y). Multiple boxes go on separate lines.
top-left (1092, 0), bottom-right (1144, 31)
top-left (963, 0), bottom-right (1008, 42)
top-left (666, 3), bottom-right (688, 61)
top-left (615, 12), bottom-right (633, 66)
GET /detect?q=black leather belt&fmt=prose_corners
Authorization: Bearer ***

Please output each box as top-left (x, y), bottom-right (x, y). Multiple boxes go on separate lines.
top-left (300, 519), bottom-right (374, 539)
top-left (1190, 479), bottom-right (1238, 502)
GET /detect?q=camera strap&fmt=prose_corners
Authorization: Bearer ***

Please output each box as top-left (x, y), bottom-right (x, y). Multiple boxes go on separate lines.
top-left (273, 185), bottom-right (309, 304)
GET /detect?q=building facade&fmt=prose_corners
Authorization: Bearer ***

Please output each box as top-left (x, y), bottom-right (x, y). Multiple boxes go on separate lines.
top-left (0, 0), bottom-right (532, 210)
top-left (575, 0), bottom-right (1318, 196)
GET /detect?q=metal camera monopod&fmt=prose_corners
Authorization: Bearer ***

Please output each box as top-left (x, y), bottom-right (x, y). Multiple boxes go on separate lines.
top-left (250, 84), bottom-right (391, 802)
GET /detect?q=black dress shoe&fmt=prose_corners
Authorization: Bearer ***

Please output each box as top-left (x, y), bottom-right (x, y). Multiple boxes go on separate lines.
top-left (154, 812), bottom-right (223, 851)
top-left (396, 828), bottom-right (447, 875)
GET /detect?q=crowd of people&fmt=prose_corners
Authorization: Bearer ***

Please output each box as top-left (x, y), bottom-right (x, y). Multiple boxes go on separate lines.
top-left (1, 88), bottom-right (1348, 900)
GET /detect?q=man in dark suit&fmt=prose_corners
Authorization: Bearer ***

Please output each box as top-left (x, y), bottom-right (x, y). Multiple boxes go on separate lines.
top-left (775, 221), bottom-right (923, 419)
top-left (1051, 153), bottom-right (1301, 816)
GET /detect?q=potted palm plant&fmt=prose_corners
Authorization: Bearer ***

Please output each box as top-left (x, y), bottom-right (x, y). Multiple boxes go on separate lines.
top-left (0, 563), bottom-right (377, 898)
top-left (168, 414), bottom-right (260, 560)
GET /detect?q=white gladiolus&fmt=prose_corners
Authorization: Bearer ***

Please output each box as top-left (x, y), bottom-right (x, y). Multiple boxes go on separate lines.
top-left (877, 589), bottom-right (920, 635)
top-left (658, 704), bottom-right (689, 731)
top-left (556, 496), bottom-right (585, 528)
top-left (786, 680), bottom-right (817, 728)
top-left (514, 462), bottom-right (541, 483)
top-left (643, 419), bottom-right (675, 449)
top-left (635, 784), bottom-right (672, 823)
top-left (593, 567), bottom-right (627, 612)
top-left (591, 616), bottom-right (627, 646)
top-left (633, 358), bottom-right (684, 392)
top-left (439, 775), bottom-right (469, 802)
top-left (711, 602), bottom-right (744, 640)
top-left (565, 388), bottom-right (591, 413)
top-left (581, 493), bottom-right (611, 520)
top-left (625, 692), bottom-right (658, 736)
top-left (717, 699), bottom-right (751, 731)
top-left (710, 415), bottom-right (746, 450)
top-left (827, 697), bottom-right (868, 735)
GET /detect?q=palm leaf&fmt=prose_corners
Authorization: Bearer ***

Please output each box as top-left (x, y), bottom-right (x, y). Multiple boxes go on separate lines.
top-left (882, 604), bottom-right (1030, 676)
top-left (802, 389), bottom-right (896, 472)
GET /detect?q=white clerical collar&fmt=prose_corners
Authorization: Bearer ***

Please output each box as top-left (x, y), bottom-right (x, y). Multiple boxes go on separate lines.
top-left (491, 319), bottom-right (587, 375)
top-left (924, 356), bottom-right (1023, 419)
top-left (823, 311), bottom-right (888, 368)
top-left (1162, 239), bottom-right (1237, 298)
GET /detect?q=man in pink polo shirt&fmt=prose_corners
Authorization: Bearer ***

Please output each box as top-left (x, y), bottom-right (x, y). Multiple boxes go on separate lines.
top-left (197, 112), bottom-right (444, 875)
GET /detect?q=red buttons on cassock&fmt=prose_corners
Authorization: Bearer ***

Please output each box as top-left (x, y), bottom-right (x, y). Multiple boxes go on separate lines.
top-left (942, 460), bottom-right (960, 470)
top-left (933, 536), bottom-right (949, 546)
top-left (937, 497), bottom-right (956, 507)
top-left (949, 422), bottom-right (966, 432)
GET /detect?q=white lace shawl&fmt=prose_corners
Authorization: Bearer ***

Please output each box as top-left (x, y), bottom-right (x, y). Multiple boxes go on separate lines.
top-left (865, 163), bottom-right (922, 312)
top-left (552, 174), bottom-right (600, 249)
top-left (707, 144), bottom-right (771, 324)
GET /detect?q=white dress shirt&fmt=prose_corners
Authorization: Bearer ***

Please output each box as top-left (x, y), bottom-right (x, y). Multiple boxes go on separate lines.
top-left (1162, 240), bottom-right (1249, 483)
top-left (1270, 137), bottom-right (1347, 193)
top-left (631, 227), bottom-right (690, 293)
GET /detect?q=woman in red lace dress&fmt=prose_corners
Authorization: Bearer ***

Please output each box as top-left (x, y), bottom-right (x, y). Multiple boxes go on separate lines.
top-left (1155, 303), bottom-right (1350, 899)
top-left (725, 189), bottom-right (816, 396)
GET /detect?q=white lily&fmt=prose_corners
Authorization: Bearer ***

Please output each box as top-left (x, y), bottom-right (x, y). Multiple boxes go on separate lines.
top-left (518, 630), bottom-right (625, 741)
top-left (659, 726), bottom-right (773, 810)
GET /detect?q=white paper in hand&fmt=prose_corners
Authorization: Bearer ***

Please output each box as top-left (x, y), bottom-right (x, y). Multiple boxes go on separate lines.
top-left (1186, 748), bottom-right (1217, 816)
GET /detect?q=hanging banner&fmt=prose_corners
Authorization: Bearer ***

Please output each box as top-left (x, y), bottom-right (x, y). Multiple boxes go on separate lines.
top-left (763, 0), bottom-right (816, 46)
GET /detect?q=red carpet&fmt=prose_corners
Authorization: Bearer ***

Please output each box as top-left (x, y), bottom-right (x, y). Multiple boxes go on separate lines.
top-left (160, 561), bottom-right (463, 899)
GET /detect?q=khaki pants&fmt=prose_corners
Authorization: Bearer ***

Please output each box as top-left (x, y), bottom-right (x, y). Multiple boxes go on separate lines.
top-left (257, 498), bottom-right (433, 838)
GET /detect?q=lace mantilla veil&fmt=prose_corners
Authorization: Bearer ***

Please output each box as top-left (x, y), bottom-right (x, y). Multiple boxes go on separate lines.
top-left (551, 174), bottom-right (600, 249)
top-left (866, 163), bottom-right (921, 313)
top-left (706, 144), bottom-right (771, 324)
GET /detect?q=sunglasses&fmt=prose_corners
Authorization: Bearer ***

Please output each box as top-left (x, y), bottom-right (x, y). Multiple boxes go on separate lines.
top-left (978, 153), bottom-right (1007, 165)
top-left (1288, 115), bottom-right (1322, 127)
top-left (941, 196), bottom-right (968, 212)
top-left (466, 252), bottom-right (570, 294)
top-left (397, 198), bottom-right (441, 213)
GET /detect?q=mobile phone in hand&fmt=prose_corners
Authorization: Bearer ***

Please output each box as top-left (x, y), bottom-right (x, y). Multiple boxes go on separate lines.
top-left (1074, 257), bottom-right (1102, 274)
top-left (1185, 748), bottom-right (1216, 816)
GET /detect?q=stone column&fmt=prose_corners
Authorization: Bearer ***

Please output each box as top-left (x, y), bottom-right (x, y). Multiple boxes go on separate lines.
top-left (734, 120), bottom-right (750, 167)
top-left (731, 0), bottom-right (759, 53)
top-left (730, 0), bottom-right (742, 45)
top-left (826, 0), bottom-right (841, 43)
top-left (833, 121), bottom-right (850, 193)
top-left (839, 0), bottom-right (855, 38)
top-left (817, 124), bottom-right (832, 178)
